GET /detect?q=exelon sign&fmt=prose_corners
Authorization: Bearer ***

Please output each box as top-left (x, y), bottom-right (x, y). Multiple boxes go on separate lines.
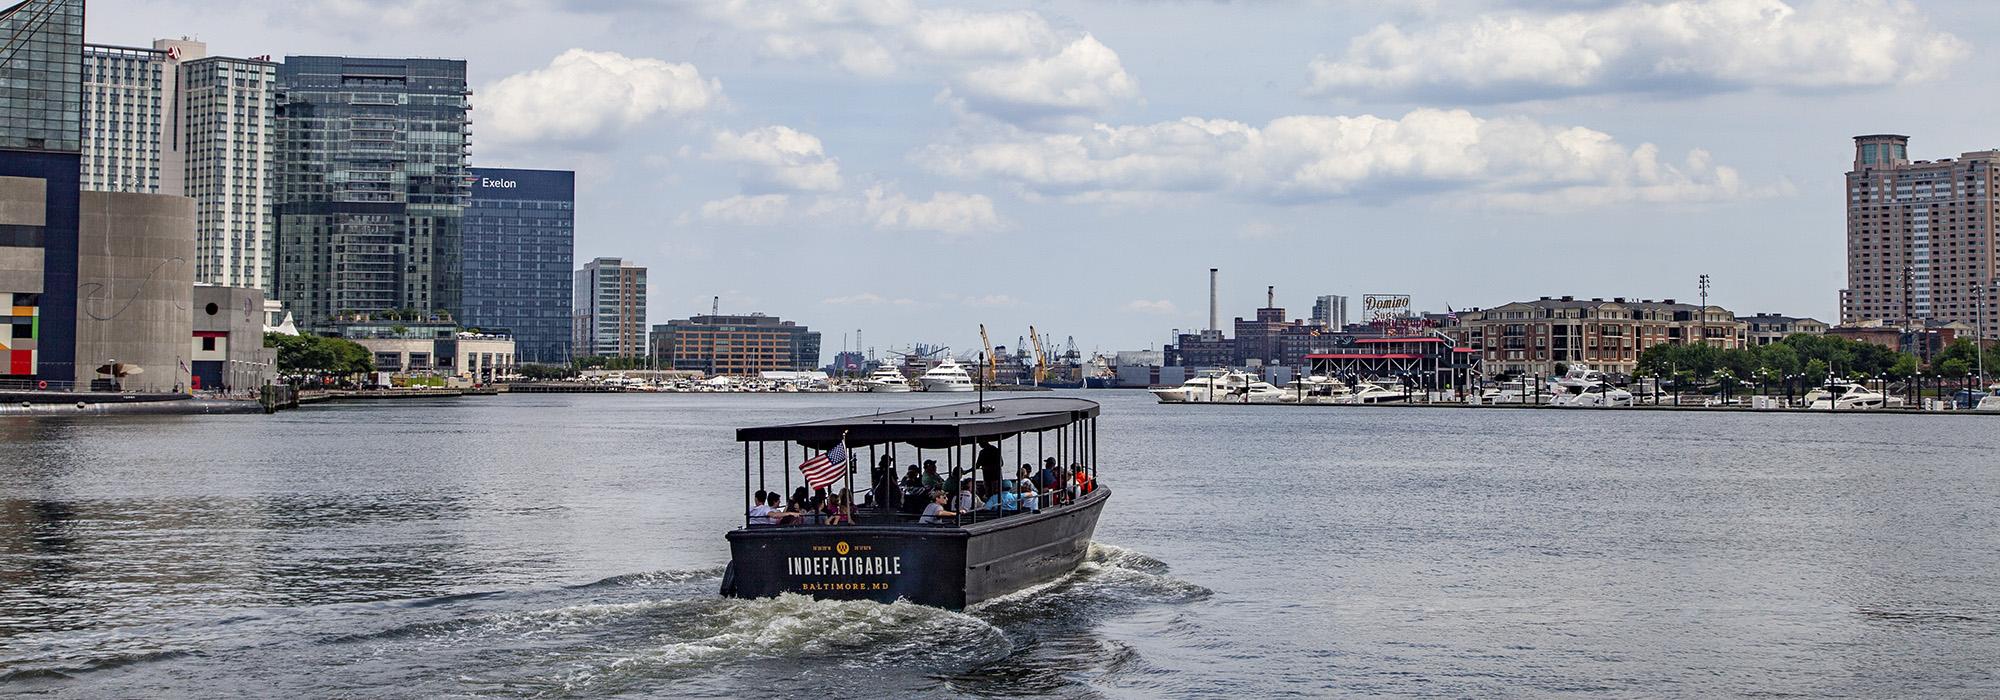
top-left (467, 168), bottom-right (574, 201)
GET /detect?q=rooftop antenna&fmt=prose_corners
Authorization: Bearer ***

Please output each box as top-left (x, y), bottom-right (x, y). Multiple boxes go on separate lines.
top-left (711, 295), bottom-right (720, 316)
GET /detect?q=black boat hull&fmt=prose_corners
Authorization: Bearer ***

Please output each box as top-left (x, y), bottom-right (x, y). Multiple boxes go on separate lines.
top-left (723, 488), bottom-right (1108, 609)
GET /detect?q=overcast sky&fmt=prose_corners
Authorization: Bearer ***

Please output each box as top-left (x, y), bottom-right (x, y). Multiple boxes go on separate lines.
top-left (92, 0), bottom-right (2000, 357)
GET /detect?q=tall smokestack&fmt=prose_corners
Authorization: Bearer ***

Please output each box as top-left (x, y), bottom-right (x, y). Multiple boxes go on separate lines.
top-left (1208, 268), bottom-right (1219, 332)
top-left (1266, 285), bottom-right (1274, 309)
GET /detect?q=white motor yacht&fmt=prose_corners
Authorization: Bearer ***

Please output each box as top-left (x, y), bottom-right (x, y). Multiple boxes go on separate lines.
top-left (1278, 375), bottom-right (1352, 404)
top-left (864, 366), bottom-right (913, 393)
top-left (1151, 369), bottom-right (1288, 404)
top-left (1548, 365), bottom-right (1634, 408)
top-left (1477, 377), bottom-right (1549, 405)
top-left (918, 358), bottom-right (977, 392)
top-left (1334, 381), bottom-right (1409, 404)
top-left (1802, 381), bottom-right (1891, 410)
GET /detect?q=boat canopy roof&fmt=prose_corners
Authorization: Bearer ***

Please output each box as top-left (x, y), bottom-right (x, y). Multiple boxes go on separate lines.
top-left (736, 397), bottom-right (1099, 449)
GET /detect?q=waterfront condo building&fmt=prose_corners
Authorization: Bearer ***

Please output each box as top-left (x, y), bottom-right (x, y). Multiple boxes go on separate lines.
top-left (83, 39), bottom-right (278, 289)
top-left (464, 168), bottom-right (574, 364)
top-left (1736, 313), bottom-right (1829, 346)
top-left (573, 257), bottom-right (646, 358)
top-left (1842, 135), bottom-right (2000, 335)
top-left (274, 56), bottom-right (470, 331)
top-left (1452, 296), bottom-right (1744, 377)
top-left (649, 313), bottom-right (822, 375)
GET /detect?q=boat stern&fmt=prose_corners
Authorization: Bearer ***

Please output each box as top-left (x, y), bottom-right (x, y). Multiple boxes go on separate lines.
top-left (724, 526), bottom-right (971, 608)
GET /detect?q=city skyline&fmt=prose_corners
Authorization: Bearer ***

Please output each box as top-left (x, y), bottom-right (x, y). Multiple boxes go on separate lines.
top-left (85, 0), bottom-right (2000, 353)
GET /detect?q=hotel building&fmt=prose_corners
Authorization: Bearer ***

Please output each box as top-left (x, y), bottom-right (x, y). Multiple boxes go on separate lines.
top-left (82, 39), bottom-right (277, 289)
top-left (573, 257), bottom-right (646, 358)
top-left (463, 168), bottom-right (573, 364)
top-left (649, 313), bottom-right (822, 375)
top-left (1842, 135), bottom-right (2000, 334)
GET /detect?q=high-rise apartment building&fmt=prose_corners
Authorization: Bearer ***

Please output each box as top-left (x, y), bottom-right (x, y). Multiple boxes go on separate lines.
top-left (0, 0), bottom-right (86, 384)
top-left (464, 167), bottom-right (574, 364)
top-left (1311, 294), bottom-right (1348, 329)
top-left (274, 56), bottom-right (470, 330)
top-left (82, 38), bottom-right (278, 289)
top-left (1842, 134), bottom-right (1999, 333)
top-left (182, 51), bottom-right (277, 289)
top-left (573, 257), bottom-right (646, 358)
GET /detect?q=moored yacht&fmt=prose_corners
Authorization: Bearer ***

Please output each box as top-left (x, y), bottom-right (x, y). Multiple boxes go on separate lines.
top-left (1335, 380), bottom-right (1409, 404)
top-left (1802, 381), bottom-right (1893, 410)
top-left (1548, 365), bottom-right (1634, 407)
top-left (864, 366), bottom-right (913, 393)
top-left (918, 358), bottom-right (977, 392)
top-left (1278, 375), bottom-right (1352, 404)
top-left (1151, 369), bottom-right (1287, 404)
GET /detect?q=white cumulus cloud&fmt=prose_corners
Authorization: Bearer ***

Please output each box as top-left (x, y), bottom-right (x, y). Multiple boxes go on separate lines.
top-left (925, 108), bottom-right (1774, 209)
top-left (1307, 0), bottom-right (1968, 102)
top-left (706, 126), bottom-right (844, 192)
top-left (696, 2), bottom-right (1138, 126)
top-left (950, 35), bottom-right (1141, 125)
top-left (697, 194), bottom-right (791, 226)
top-left (479, 49), bottom-right (721, 146)
top-left (863, 186), bottom-right (1003, 234)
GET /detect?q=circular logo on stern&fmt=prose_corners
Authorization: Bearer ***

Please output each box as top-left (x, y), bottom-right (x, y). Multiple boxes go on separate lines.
top-left (835, 541), bottom-right (850, 556)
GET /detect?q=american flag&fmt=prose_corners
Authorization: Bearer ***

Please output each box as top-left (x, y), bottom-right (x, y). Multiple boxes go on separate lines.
top-left (798, 440), bottom-right (848, 490)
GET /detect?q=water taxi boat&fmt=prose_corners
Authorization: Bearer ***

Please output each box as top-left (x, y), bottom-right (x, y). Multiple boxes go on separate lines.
top-left (722, 397), bottom-right (1108, 609)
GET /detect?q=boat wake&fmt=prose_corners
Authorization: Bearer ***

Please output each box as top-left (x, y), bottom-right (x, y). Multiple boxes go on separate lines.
top-left (972, 542), bottom-right (1212, 622)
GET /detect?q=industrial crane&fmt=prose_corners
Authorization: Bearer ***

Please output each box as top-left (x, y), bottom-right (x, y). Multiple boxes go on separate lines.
top-left (978, 324), bottom-right (998, 385)
top-left (1028, 326), bottom-right (1049, 386)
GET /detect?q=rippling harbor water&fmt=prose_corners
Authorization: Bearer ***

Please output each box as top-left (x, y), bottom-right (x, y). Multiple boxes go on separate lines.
top-left (3, 392), bottom-right (1998, 697)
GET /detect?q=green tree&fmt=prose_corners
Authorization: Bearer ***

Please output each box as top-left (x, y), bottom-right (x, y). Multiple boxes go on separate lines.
top-left (1804, 358), bottom-right (1829, 381)
top-left (1888, 354), bottom-right (1919, 380)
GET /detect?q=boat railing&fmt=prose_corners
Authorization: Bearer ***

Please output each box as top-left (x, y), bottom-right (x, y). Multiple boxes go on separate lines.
top-left (741, 483), bottom-right (1099, 530)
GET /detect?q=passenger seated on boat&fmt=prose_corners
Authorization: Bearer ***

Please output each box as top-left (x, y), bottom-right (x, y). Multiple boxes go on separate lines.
top-left (956, 478), bottom-right (977, 512)
top-left (748, 490), bottom-right (774, 525)
top-left (899, 465), bottom-right (926, 513)
top-left (770, 499), bottom-right (802, 526)
top-left (1017, 480), bottom-right (1040, 513)
top-left (918, 491), bottom-right (958, 525)
top-left (1036, 458), bottom-right (1059, 491)
top-left (921, 460), bottom-right (945, 492)
top-left (1017, 464), bottom-right (1033, 482)
top-left (827, 489), bottom-right (855, 525)
top-left (787, 487), bottom-right (816, 524)
top-left (998, 481), bottom-right (1022, 514)
top-left (1073, 468), bottom-right (1093, 495)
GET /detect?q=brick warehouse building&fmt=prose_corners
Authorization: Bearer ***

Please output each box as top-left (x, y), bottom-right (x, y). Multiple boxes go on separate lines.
top-left (649, 313), bottom-right (821, 375)
top-left (1450, 296), bottom-right (1744, 378)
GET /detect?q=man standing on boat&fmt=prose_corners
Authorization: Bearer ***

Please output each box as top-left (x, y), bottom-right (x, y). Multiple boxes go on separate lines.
top-left (976, 441), bottom-right (1003, 501)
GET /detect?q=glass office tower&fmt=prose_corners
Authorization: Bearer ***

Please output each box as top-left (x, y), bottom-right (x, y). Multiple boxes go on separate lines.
top-left (464, 167), bottom-right (574, 364)
top-left (273, 56), bottom-right (469, 330)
